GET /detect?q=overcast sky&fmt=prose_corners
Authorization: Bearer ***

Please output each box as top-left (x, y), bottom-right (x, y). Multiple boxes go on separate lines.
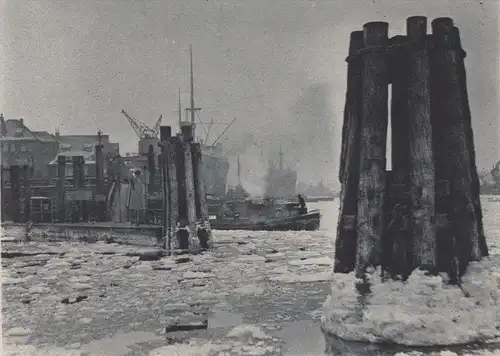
top-left (1, 0), bottom-right (498, 190)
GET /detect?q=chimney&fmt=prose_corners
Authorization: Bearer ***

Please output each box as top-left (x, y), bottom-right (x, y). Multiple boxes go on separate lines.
top-left (19, 118), bottom-right (24, 127)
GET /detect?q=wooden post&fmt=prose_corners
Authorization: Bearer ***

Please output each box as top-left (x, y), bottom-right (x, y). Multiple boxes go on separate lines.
top-left (452, 26), bottom-right (489, 258)
top-left (182, 124), bottom-right (199, 252)
top-left (406, 16), bottom-right (437, 271)
top-left (192, 143), bottom-right (202, 220)
top-left (57, 156), bottom-right (66, 222)
top-left (355, 22), bottom-right (389, 278)
top-left (80, 156), bottom-right (88, 222)
top-left (175, 135), bottom-right (187, 225)
top-left (1, 168), bottom-right (5, 222)
top-left (334, 31), bottom-right (364, 273)
top-left (430, 18), bottom-right (481, 279)
top-left (192, 142), bottom-right (212, 249)
top-left (72, 156), bottom-right (86, 222)
top-left (95, 141), bottom-right (105, 221)
top-left (10, 165), bottom-right (21, 223)
top-left (148, 144), bottom-right (155, 194)
top-left (20, 165), bottom-right (30, 223)
top-left (385, 34), bottom-right (412, 277)
top-left (159, 125), bottom-right (171, 249)
top-left (22, 165), bottom-right (31, 239)
top-left (116, 170), bottom-right (123, 222)
top-left (166, 137), bottom-right (179, 253)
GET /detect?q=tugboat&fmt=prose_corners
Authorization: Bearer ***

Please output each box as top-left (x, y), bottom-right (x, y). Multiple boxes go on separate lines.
top-left (209, 195), bottom-right (320, 231)
top-left (209, 156), bottom-right (320, 231)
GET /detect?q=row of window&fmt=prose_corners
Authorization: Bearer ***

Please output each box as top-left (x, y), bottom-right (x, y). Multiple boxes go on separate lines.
top-left (2, 145), bottom-right (30, 153)
top-left (3, 143), bottom-right (97, 153)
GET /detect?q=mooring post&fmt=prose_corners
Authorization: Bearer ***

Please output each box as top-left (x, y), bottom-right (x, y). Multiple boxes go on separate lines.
top-left (406, 16), bottom-right (437, 271)
top-left (22, 165), bottom-right (32, 238)
top-left (385, 34), bottom-right (412, 277)
top-left (355, 22), bottom-right (389, 277)
top-left (334, 30), bottom-right (364, 273)
top-left (73, 156), bottom-right (86, 222)
top-left (167, 136), bottom-right (179, 253)
top-left (57, 155), bottom-right (66, 222)
top-left (182, 123), bottom-right (199, 252)
top-left (452, 26), bottom-right (489, 258)
top-left (192, 142), bottom-right (212, 250)
top-left (10, 165), bottom-right (21, 223)
top-left (116, 170), bottom-right (123, 222)
top-left (1, 169), bottom-right (5, 222)
top-left (148, 144), bottom-right (156, 195)
top-left (192, 144), bottom-right (202, 220)
top-left (80, 156), bottom-right (88, 222)
top-left (21, 165), bottom-right (31, 224)
top-left (173, 132), bottom-right (189, 251)
top-left (159, 125), bottom-right (172, 250)
top-left (95, 141), bottom-right (105, 221)
top-left (431, 17), bottom-right (481, 278)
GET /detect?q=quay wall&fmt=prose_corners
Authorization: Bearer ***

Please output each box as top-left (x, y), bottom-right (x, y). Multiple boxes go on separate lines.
top-left (1, 222), bottom-right (162, 247)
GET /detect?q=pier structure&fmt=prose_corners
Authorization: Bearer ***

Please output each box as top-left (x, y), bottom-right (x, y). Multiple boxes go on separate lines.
top-left (158, 123), bottom-right (212, 255)
top-left (335, 17), bottom-right (488, 282)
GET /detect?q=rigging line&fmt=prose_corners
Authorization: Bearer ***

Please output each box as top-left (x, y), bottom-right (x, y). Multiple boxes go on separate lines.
top-left (195, 109), bottom-right (208, 138)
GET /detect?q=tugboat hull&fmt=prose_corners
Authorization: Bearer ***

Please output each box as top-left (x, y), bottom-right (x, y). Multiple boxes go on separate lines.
top-left (210, 210), bottom-right (320, 231)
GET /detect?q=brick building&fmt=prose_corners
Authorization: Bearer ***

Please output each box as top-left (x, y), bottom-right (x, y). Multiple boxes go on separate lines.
top-left (47, 133), bottom-right (120, 178)
top-left (0, 114), bottom-right (59, 177)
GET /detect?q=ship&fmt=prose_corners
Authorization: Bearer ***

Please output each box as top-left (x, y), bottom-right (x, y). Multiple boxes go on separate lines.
top-left (115, 46), bottom-right (232, 221)
top-left (183, 46), bottom-right (232, 201)
top-left (480, 160), bottom-right (500, 195)
top-left (264, 145), bottom-right (297, 199)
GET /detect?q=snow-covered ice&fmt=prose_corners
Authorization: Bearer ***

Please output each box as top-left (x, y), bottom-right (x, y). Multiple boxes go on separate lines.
top-left (322, 196), bottom-right (500, 351)
top-left (322, 256), bottom-right (500, 346)
top-left (1, 199), bottom-right (499, 355)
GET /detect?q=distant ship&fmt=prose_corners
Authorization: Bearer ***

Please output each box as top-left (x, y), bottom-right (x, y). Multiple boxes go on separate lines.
top-left (225, 154), bottom-right (250, 200)
top-left (480, 160), bottom-right (500, 195)
top-left (264, 145), bottom-right (297, 199)
top-left (201, 142), bottom-right (230, 199)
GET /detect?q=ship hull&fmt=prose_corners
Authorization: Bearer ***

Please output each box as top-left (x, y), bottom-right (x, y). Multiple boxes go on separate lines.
top-left (210, 210), bottom-right (320, 231)
top-left (201, 152), bottom-right (229, 199)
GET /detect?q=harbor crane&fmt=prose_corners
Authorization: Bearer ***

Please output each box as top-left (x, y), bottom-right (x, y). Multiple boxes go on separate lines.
top-left (121, 109), bottom-right (163, 139)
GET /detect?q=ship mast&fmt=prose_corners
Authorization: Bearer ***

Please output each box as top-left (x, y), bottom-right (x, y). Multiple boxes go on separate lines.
top-left (178, 88), bottom-right (182, 131)
top-left (237, 154), bottom-right (241, 186)
top-left (279, 144), bottom-right (284, 171)
top-left (185, 45), bottom-right (202, 140)
top-left (190, 45), bottom-right (195, 126)
top-left (184, 45), bottom-right (235, 146)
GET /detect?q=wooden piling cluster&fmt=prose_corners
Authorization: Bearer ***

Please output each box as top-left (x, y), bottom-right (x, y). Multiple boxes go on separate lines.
top-left (158, 123), bottom-right (212, 254)
top-left (335, 17), bottom-right (488, 282)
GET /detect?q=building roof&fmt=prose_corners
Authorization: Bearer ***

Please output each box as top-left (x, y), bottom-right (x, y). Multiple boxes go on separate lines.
top-left (2, 119), bottom-right (39, 140)
top-left (32, 131), bottom-right (58, 142)
top-left (0, 136), bottom-right (38, 142)
top-left (48, 150), bottom-right (96, 165)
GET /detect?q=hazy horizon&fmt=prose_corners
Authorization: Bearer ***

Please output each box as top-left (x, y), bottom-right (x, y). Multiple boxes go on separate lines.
top-left (2, 0), bottom-right (499, 190)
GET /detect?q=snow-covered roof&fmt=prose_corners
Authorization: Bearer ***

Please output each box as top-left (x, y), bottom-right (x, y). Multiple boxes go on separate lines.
top-left (48, 150), bottom-right (96, 165)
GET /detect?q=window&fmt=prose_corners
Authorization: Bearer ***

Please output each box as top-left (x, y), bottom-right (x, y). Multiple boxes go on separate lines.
top-left (60, 144), bottom-right (71, 152)
top-left (83, 143), bottom-right (94, 152)
top-left (66, 165), bottom-right (74, 177)
top-left (20, 145), bottom-right (28, 153)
